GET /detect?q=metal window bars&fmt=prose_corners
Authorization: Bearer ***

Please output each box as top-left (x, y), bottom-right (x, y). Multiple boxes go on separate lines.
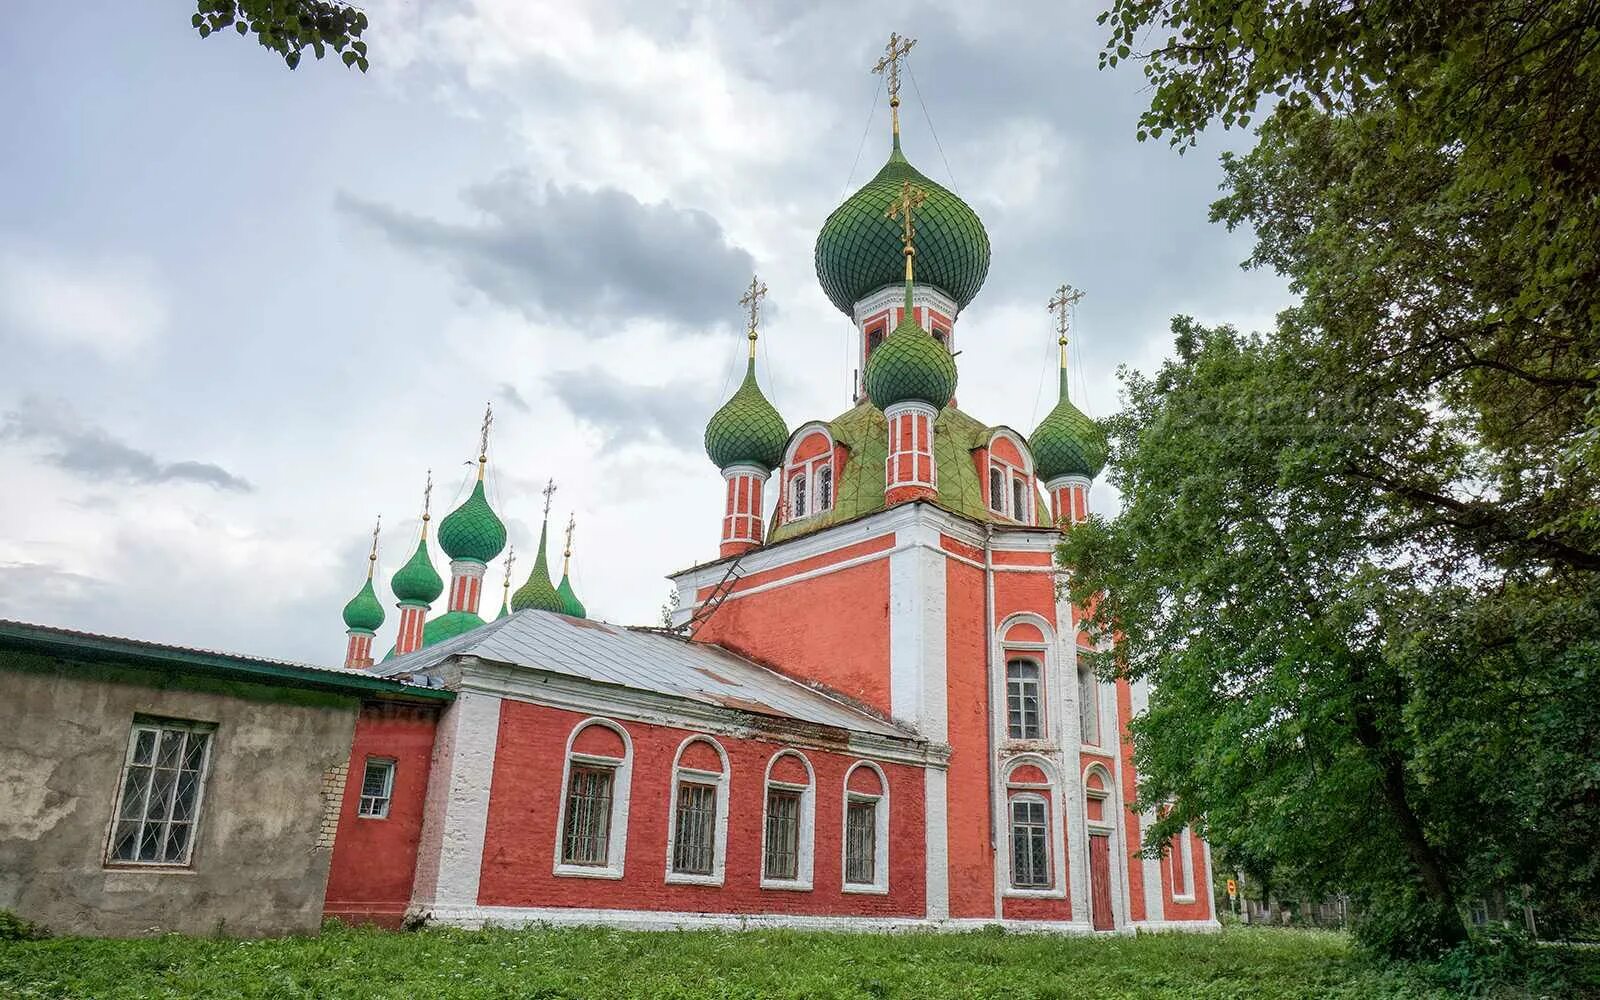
top-left (844, 798), bottom-right (878, 885)
top-left (671, 782), bottom-right (718, 875)
top-left (108, 722), bottom-right (212, 866)
top-left (358, 758), bottom-right (394, 818)
top-left (561, 765), bottom-right (615, 865)
top-left (763, 789), bottom-right (802, 880)
top-left (1010, 798), bottom-right (1051, 888)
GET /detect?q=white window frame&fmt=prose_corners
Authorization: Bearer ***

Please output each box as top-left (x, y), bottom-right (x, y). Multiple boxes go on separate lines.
top-left (1007, 793), bottom-right (1053, 890)
top-left (1005, 657), bottom-right (1046, 741)
top-left (1001, 757), bottom-right (1068, 899)
top-left (784, 428), bottom-right (836, 523)
top-left (1079, 665), bottom-right (1103, 749)
top-left (1171, 824), bottom-right (1197, 903)
top-left (986, 431), bottom-right (1035, 525)
top-left (552, 718), bottom-right (633, 880)
top-left (840, 761), bottom-right (890, 894)
top-left (105, 717), bottom-right (215, 869)
top-left (759, 750), bottom-right (815, 891)
top-left (664, 735), bottom-right (730, 887)
top-left (357, 756), bottom-right (396, 819)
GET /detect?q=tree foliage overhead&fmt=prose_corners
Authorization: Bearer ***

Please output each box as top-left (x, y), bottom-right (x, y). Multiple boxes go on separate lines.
top-left (1082, 0), bottom-right (1600, 958)
top-left (192, 1), bottom-right (370, 71)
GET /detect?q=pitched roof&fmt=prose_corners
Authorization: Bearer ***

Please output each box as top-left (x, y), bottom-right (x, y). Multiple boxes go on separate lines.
top-left (376, 609), bottom-right (915, 740)
top-left (0, 619), bottom-right (452, 701)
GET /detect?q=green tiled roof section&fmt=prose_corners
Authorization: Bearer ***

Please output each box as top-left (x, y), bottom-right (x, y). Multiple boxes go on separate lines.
top-left (767, 403), bottom-right (1048, 544)
top-left (390, 534), bottom-right (444, 604)
top-left (421, 609), bottom-right (486, 648)
top-left (511, 520), bottom-right (565, 613)
top-left (814, 142), bottom-right (991, 314)
top-left (1030, 372), bottom-right (1107, 480)
top-left (341, 576), bottom-right (385, 632)
top-left (437, 479), bottom-right (507, 563)
top-left (557, 573), bottom-right (587, 618)
top-left (863, 311), bottom-right (958, 409)
top-left (705, 359), bottom-right (788, 470)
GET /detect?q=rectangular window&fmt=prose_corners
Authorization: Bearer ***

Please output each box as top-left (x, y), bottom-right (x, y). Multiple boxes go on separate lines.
top-left (763, 788), bottom-right (802, 880)
top-left (1079, 668), bottom-right (1101, 746)
top-left (844, 798), bottom-right (878, 885)
top-left (1012, 476), bottom-right (1027, 523)
top-left (1006, 659), bottom-right (1043, 740)
top-left (561, 765), bottom-right (615, 865)
top-left (671, 781), bottom-right (717, 876)
top-left (358, 758), bottom-right (395, 819)
top-left (816, 465), bottom-right (833, 512)
top-left (988, 466), bottom-right (1006, 513)
top-left (107, 719), bottom-right (213, 867)
top-left (1010, 798), bottom-right (1051, 888)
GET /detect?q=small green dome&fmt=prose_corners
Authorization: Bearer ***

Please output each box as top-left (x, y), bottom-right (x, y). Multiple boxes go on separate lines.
top-left (864, 306), bottom-right (958, 410)
top-left (421, 609), bottom-right (486, 647)
top-left (815, 141), bottom-right (990, 314)
top-left (511, 520), bottom-right (566, 613)
top-left (705, 358), bottom-right (788, 470)
top-left (557, 572), bottom-right (586, 619)
top-left (341, 576), bottom-right (385, 632)
top-left (391, 533), bottom-right (444, 605)
top-left (437, 479), bottom-right (507, 563)
top-left (1031, 374), bottom-right (1107, 481)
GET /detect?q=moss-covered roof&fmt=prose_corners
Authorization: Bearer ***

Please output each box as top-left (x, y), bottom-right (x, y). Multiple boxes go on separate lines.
top-left (437, 479), bottom-right (507, 564)
top-left (767, 401), bottom-right (1048, 544)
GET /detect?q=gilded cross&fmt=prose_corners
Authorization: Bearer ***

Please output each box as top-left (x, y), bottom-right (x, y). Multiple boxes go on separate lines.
top-left (886, 180), bottom-right (929, 279)
top-left (1047, 284), bottom-right (1085, 346)
top-left (541, 478), bottom-right (557, 518)
top-left (367, 515), bottom-right (381, 577)
top-left (478, 401), bottom-right (494, 463)
top-left (739, 275), bottom-right (768, 356)
top-left (502, 545), bottom-right (516, 590)
top-left (421, 469), bottom-right (434, 523)
top-left (564, 513), bottom-right (577, 559)
top-left (872, 32), bottom-right (917, 133)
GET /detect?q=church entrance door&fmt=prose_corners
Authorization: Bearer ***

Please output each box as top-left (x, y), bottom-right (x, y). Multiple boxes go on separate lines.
top-left (1088, 833), bottom-right (1115, 930)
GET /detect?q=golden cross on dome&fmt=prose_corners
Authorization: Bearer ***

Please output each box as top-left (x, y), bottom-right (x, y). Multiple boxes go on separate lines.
top-left (502, 545), bottom-right (516, 591)
top-left (541, 478), bottom-right (557, 519)
top-left (872, 32), bottom-right (917, 136)
top-left (477, 401), bottom-right (494, 478)
top-left (421, 470), bottom-right (434, 528)
top-left (886, 180), bottom-right (929, 280)
top-left (367, 515), bottom-right (381, 578)
top-left (739, 275), bottom-right (768, 357)
top-left (1047, 283), bottom-right (1085, 362)
top-left (563, 513), bottom-right (576, 559)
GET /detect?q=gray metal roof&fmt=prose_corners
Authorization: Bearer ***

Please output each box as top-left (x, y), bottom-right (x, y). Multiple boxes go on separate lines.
top-left (376, 610), bottom-right (914, 739)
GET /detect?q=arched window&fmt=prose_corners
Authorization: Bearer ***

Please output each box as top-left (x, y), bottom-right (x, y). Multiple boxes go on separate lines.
top-left (987, 432), bottom-right (1035, 523)
top-left (791, 472), bottom-right (808, 519)
top-left (761, 751), bottom-right (815, 889)
top-left (1009, 794), bottom-right (1052, 888)
top-left (554, 719), bottom-right (632, 878)
top-left (1012, 477), bottom-right (1027, 523)
top-left (1005, 658), bottom-right (1044, 740)
top-left (816, 465), bottom-right (833, 512)
top-left (1004, 759), bottom-right (1065, 897)
top-left (1079, 666), bottom-right (1101, 746)
top-left (988, 466), bottom-right (1005, 513)
top-left (784, 428), bottom-right (835, 523)
top-left (665, 736), bottom-right (729, 885)
top-left (841, 761), bottom-right (889, 893)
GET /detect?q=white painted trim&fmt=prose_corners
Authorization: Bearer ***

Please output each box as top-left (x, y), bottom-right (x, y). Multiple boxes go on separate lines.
top-left (411, 690), bottom-right (501, 909)
top-left (840, 760), bottom-right (890, 894)
top-left (552, 718), bottom-right (633, 880)
top-left (923, 767), bottom-right (949, 920)
top-left (758, 751), bottom-right (815, 890)
top-left (999, 756), bottom-right (1068, 899)
top-left (663, 735), bottom-right (730, 886)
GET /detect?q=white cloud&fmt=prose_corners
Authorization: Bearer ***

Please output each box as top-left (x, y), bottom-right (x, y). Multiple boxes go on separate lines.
top-left (0, 244), bottom-right (167, 360)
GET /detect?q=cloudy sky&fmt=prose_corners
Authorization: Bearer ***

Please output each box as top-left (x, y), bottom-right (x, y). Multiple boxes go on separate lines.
top-left (0, 0), bottom-right (1288, 664)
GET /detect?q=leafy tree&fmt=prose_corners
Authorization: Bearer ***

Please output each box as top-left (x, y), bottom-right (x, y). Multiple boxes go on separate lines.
top-left (191, 1), bottom-right (369, 71)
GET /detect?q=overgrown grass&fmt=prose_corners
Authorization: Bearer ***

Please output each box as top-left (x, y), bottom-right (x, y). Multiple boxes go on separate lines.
top-left (1, 923), bottom-right (1595, 999)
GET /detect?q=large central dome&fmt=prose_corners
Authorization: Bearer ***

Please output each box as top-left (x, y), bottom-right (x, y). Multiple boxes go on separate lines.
top-left (815, 140), bottom-right (991, 315)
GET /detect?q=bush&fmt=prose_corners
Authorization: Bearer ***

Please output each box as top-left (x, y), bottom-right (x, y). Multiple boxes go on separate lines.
top-left (0, 911), bottom-right (48, 942)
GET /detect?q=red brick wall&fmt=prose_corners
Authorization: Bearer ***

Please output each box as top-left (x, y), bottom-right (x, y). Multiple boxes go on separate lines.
top-left (325, 701), bottom-right (440, 928)
top-left (477, 700), bottom-right (927, 917)
top-left (943, 556), bottom-right (995, 918)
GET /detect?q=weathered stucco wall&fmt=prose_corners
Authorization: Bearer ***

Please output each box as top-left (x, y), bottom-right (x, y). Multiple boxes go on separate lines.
top-left (0, 652), bottom-right (360, 937)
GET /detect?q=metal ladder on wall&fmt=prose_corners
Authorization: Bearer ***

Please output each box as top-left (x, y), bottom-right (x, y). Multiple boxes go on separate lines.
top-left (686, 555), bottom-right (744, 637)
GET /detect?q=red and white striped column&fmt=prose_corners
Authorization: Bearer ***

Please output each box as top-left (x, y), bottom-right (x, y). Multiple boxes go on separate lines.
top-left (446, 560), bottom-right (487, 615)
top-left (393, 603), bottom-right (428, 656)
top-left (1047, 475), bottom-right (1091, 526)
top-left (884, 400), bottom-right (938, 506)
top-left (343, 631), bottom-right (375, 669)
top-left (720, 464), bottom-right (769, 559)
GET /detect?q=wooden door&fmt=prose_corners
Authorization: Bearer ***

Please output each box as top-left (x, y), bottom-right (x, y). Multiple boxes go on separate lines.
top-left (1089, 833), bottom-right (1115, 930)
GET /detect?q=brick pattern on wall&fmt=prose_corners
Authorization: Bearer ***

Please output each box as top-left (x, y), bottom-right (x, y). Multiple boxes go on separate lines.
top-left (317, 761), bottom-right (350, 849)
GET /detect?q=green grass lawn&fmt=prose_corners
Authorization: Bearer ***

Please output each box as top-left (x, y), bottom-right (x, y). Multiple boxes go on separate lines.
top-left (2, 923), bottom-right (1595, 999)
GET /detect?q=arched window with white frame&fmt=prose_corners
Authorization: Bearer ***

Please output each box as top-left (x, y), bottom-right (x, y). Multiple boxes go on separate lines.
top-left (665, 735), bottom-right (729, 885)
top-left (1005, 657), bottom-right (1044, 740)
top-left (553, 718), bottom-right (633, 879)
top-left (783, 426), bottom-right (836, 523)
top-left (1002, 758), bottom-right (1066, 897)
top-left (986, 430), bottom-right (1035, 524)
top-left (841, 761), bottom-right (889, 893)
top-left (760, 750), bottom-right (815, 890)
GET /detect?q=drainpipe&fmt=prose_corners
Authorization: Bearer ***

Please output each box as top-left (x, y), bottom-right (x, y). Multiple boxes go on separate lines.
top-left (984, 522), bottom-right (1002, 922)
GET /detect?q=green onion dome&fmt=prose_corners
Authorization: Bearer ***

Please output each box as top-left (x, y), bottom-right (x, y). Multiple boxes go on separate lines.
top-left (511, 519), bottom-right (565, 613)
top-left (437, 479), bottom-right (507, 564)
top-left (815, 139), bottom-right (990, 315)
top-left (390, 534), bottom-right (444, 605)
top-left (557, 572), bottom-right (586, 619)
top-left (421, 609), bottom-right (486, 647)
top-left (341, 576), bottom-right (385, 632)
top-left (864, 298), bottom-right (959, 410)
top-left (1030, 371), bottom-right (1107, 481)
top-left (704, 358), bottom-right (788, 470)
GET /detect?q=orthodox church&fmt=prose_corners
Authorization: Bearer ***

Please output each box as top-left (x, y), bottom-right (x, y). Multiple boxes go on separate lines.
top-left (319, 37), bottom-right (1215, 933)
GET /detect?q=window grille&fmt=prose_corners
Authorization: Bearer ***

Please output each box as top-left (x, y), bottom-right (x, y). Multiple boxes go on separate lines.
top-left (844, 798), bottom-right (878, 885)
top-left (671, 782), bottom-right (717, 875)
top-left (1012, 476), bottom-right (1027, 523)
top-left (561, 765), bottom-right (615, 865)
top-left (1010, 798), bottom-right (1051, 888)
top-left (358, 758), bottom-right (395, 818)
top-left (763, 789), bottom-right (802, 880)
top-left (816, 465), bottom-right (833, 512)
top-left (107, 720), bottom-right (213, 866)
top-left (1006, 659), bottom-right (1043, 740)
top-left (989, 466), bottom-right (1006, 513)
top-left (791, 472), bottom-right (808, 519)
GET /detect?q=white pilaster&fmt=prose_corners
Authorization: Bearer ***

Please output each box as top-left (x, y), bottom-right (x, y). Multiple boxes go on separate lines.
top-left (411, 688), bottom-right (502, 912)
top-left (1056, 586), bottom-right (1090, 924)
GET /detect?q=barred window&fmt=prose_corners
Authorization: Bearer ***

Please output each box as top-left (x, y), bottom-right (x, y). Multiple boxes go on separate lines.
top-left (357, 758), bottom-right (395, 819)
top-left (1012, 476), bottom-right (1028, 524)
top-left (844, 798), bottom-right (878, 885)
top-left (560, 765), bottom-right (615, 865)
top-left (107, 719), bottom-right (213, 867)
top-left (671, 782), bottom-right (717, 876)
top-left (988, 466), bottom-right (1006, 513)
top-left (763, 789), bottom-right (802, 880)
top-left (816, 465), bottom-right (834, 512)
top-left (1009, 797), bottom-right (1051, 889)
top-left (1007, 659), bottom-right (1044, 740)
top-left (791, 472), bottom-right (808, 519)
